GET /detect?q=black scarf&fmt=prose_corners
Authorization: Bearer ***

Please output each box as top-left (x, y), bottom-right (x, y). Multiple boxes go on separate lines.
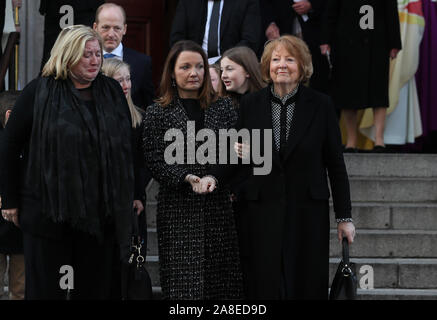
top-left (27, 74), bottom-right (134, 250)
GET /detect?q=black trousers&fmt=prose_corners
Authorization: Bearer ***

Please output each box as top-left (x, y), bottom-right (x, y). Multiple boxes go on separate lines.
top-left (23, 223), bottom-right (119, 300)
top-left (308, 44), bottom-right (331, 95)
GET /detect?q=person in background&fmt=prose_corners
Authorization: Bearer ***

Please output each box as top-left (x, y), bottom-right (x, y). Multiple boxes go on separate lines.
top-left (260, 0), bottom-right (330, 93)
top-left (102, 58), bottom-right (151, 217)
top-left (0, 90), bottom-right (24, 300)
top-left (209, 63), bottom-right (222, 94)
top-left (170, 0), bottom-right (261, 64)
top-left (202, 35), bottom-right (355, 299)
top-left (220, 46), bottom-right (266, 107)
top-left (320, 0), bottom-right (402, 152)
top-left (94, 3), bottom-right (154, 110)
top-left (39, 0), bottom-right (105, 69)
top-left (0, 25), bottom-right (134, 299)
top-left (142, 40), bottom-right (243, 299)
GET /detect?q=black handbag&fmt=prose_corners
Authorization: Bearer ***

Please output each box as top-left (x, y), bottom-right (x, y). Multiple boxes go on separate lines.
top-left (329, 237), bottom-right (358, 300)
top-left (121, 208), bottom-right (153, 300)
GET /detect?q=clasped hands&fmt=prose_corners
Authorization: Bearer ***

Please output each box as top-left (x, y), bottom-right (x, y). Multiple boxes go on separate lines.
top-left (185, 142), bottom-right (249, 194)
top-left (185, 174), bottom-right (217, 195)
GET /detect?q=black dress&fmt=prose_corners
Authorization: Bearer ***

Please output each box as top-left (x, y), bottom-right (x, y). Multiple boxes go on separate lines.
top-left (0, 78), bottom-right (133, 299)
top-left (321, 0), bottom-right (402, 109)
top-left (143, 96), bottom-right (243, 300)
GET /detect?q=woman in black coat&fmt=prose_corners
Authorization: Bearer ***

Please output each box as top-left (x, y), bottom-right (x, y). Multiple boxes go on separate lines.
top-left (142, 40), bottom-right (243, 300)
top-left (320, 0), bottom-right (402, 151)
top-left (0, 25), bottom-right (134, 299)
top-left (203, 35), bottom-right (355, 299)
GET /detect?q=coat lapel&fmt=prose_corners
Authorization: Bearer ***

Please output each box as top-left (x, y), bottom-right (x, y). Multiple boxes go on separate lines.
top-left (255, 88), bottom-right (282, 170)
top-left (199, 0), bottom-right (208, 43)
top-left (220, 0), bottom-right (235, 41)
top-left (168, 98), bottom-right (190, 134)
top-left (283, 86), bottom-right (317, 161)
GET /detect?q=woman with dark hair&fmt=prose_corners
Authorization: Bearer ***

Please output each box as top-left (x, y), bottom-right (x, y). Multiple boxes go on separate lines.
top-left (220, 46), bottom-right (266, 107)
top-left (0, 25), bottom-right (134, 299)
top-left (142, 40), bottom-right (243, 300)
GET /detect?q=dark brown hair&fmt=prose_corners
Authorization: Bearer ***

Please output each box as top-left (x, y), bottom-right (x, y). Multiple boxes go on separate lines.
top-left (221, 46), bottom-right (266, 94)
top-left (157, 40), bottom-right (216, 109)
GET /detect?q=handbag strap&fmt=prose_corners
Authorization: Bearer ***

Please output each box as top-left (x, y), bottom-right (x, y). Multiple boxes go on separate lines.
top-left (342, 237), bottom-right (350, 265)
top-left (131, 209), bottom-right (140, 238)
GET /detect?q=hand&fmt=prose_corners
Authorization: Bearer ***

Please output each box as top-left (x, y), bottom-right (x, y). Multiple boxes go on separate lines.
top-left (390, 48), bottom-right (400, 59)
top-left (265, 22), bottom-right (280, 40)
top-left (337, 221), bottom-right (355, 244)
top-left (12, 0), bottom-right (22, 9)
top-left (320, 44), bottom-right (331, 55)
top-left (234, 142), bottom-right (250, 159)
top-left (292, 1), bottom-right (312, 15)
top-left (133, 200), bottom-right (144, 215)
top-left (185, 174), bottom-right (201, 193)
top-left (2, 208), bottom-right (19, 227)
top-left (198, 176), bottom-right (217, 194)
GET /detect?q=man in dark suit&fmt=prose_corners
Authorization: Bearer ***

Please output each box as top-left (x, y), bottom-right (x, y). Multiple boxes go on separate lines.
top-left (260, 0), bottom-right (330, 93)
top-left (94, 3), bottom-right (154, 109)
top-left (170, 0), bottom-right (261, 64)
top-left (39, 0), bottom-right (105, 69)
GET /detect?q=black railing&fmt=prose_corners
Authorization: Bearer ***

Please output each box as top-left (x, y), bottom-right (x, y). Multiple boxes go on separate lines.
top-left (0, 31), bottom-right (20, 92)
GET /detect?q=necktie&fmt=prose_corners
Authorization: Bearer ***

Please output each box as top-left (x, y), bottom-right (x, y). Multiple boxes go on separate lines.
top-left (208, 0), bottom-right (221, 58)
top-left (104, 53), bottom-right (116, 59)
top-left (279, 104), bottom-right (288, 157)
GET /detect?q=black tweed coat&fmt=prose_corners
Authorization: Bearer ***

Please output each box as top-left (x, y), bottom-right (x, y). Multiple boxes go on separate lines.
top-left (142, 96), bottom-right (243, 300)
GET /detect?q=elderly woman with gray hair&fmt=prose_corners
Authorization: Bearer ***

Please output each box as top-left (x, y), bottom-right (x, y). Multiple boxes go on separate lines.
top-left (0, 25), bottom-right (134, 299)
top-left (204, 35), bottom-right (355, 299)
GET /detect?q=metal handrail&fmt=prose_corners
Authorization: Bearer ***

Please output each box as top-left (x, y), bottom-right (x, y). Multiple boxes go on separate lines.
top-left (0, 32), bottom-right (20, 92)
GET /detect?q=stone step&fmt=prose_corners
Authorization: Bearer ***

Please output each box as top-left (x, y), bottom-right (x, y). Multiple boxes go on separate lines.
top-left (344, 154), bottom-right (437, 178)
top-left (146, 256), bottom-right (437, 299)
top-left (147, 257), bottom-right (437, 290)
top-left (329, 230), bottom-right (437, 258)
top-left (348, 177), bottom-right (437, 202)
top-left (147, 229), bottom-right (437, 258)
top-left (150, 287), bottom-right (437, 300)
top-left (146, 256), bottom-right (160, 287)
top-left (329, 202), bottom-right (437, 230)
top-left (357, 288), bottom-right (437, 300)
top-left (147, 202), bottom-right (437, 230)
top-left (147, 228), bottom-right (158, 256)
top-left (329, 258), bottom-right (437, 289)
top-left (146, 179), bottom-right (159, 202)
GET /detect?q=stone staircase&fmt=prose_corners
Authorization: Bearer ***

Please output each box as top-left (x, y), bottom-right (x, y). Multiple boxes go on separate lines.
top-left (145, 154), bottom-right (437, 299)
top-left (329, 154), bottom-right (437, 300)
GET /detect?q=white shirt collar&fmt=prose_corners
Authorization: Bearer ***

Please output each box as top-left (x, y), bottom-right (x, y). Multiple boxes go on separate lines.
top-left (103, 42), bottom-right (124, 59)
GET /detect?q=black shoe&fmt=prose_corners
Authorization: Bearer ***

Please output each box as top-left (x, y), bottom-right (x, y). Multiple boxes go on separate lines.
top-left (343, 147), bottom-right (358, 153)
top-left (372, 145), bottom-right (387, 153)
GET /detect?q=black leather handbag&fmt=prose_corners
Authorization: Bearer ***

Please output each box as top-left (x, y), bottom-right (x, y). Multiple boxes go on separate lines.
top-left (121, 209), bottom-right (153, 300)
top-left (329, 237), bottom-right (358, 300)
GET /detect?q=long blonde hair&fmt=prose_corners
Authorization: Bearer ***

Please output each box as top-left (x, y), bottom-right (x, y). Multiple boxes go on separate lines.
top-left (42, 25), bottom-right (103, 80)
top-left (101, 58), bottom-right (143, 128)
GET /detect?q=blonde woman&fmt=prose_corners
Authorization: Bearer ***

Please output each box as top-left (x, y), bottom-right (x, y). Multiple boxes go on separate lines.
top-left (0, 25), bottom-right (134, 299)
top-left (102, 58), bottom-right (152, 217)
